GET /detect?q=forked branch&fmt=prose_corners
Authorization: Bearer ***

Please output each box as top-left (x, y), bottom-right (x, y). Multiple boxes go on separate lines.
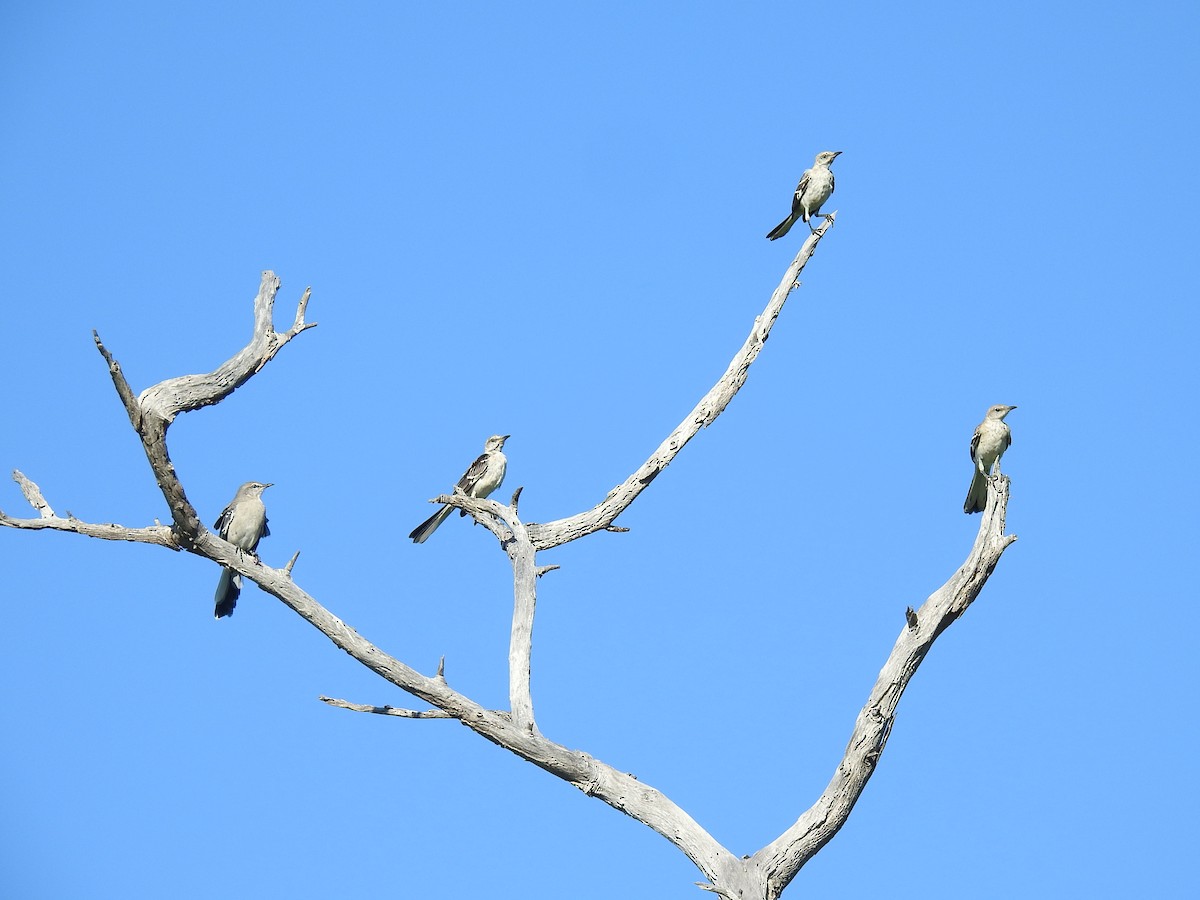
top-left (94, 270), bottom-right (315, 539)
top-left (3, 240), bottom-right (1021, 900)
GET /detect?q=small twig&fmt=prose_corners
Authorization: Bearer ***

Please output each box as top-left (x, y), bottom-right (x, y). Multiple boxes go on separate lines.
top-left (292, 286), bottom-right (314, 331)
top-left (535, 565), bottom-right (560, 578)
top-left (284, 550), bottom-right (301, 576)
top-left (319, 697), bottom-right (458, 718)
top-left (11, 470), bottom-right (55, 519)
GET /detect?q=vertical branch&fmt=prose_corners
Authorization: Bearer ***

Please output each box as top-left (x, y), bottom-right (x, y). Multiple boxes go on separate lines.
top-left (508, 532), bottom-right (538, 733)
top-left (503, 490), bottom-right (538, 733)
top-left (93, 332), bottom-right (203, 538)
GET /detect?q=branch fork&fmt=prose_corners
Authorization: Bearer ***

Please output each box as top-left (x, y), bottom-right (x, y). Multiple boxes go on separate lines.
top-left (3, 217), bottom-right (1020, 900)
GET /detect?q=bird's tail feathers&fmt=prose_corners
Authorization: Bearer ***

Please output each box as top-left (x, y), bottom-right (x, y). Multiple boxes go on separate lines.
top-left (766, 214), bottom-right (796, 241)
top-left (409, 505), bottom-right (453, 544)
top-left (963, 472), bottom-right (988, 514)
top-left (214, 568), bottom-right (242, 618)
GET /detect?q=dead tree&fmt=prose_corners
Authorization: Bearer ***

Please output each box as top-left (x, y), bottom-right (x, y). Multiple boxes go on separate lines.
top-left (0, 214), bottom-right (1017, 900)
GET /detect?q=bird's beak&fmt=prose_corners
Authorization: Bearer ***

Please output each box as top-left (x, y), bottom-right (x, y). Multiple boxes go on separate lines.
top-left (832, 151), bottom-right (843, 158)
top-left (501, 435), bottom-right (511, 441)
top-left (263, 483), bottom-right (274, 489)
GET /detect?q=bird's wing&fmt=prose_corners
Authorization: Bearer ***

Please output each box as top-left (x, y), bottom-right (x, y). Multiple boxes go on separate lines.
top-left (262, 516), bottom-right (270, 538)
top-left (793, 168), bottom-right (813, 206)
top-left (214, 503), bottom-right (235, 536)
top-left (1005, 429), bottom-right (1012, 450)
top-left (457, 452), bottom-right (491, 493)
top-left (969, 427), bottom-right (982, 462)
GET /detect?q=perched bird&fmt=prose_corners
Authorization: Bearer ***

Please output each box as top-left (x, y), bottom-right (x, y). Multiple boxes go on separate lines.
top-left (963, 406), bottom-right (1017, 514)
top-left (766, 150), bottom-right (842, 240)
top-left (409, 435), bottom-right (509, 544)
top-left (213, 481), bottom-right (271, 618)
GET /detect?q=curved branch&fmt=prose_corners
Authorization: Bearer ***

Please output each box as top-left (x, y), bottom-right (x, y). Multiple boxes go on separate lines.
top-left (135, 273), bottom-right (315, 423)
top-left (93, 271), bottom-right (315, 539)
top-left (753, 474), bottom-right (1018, 899)
top-left (201, 522), bottom-right (740, 884)
top-left (527, 214), bottom-right (836, 551)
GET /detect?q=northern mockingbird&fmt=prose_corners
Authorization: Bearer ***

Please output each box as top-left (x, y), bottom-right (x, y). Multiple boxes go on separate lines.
top-left (213, 481), bottom-right (271, 618)
top-left (963, 405), bottom-right (1016, 514)
top-left (767, 150), bottom-right (842, 240)
top-left (409, 435), bottom-right (509, 544)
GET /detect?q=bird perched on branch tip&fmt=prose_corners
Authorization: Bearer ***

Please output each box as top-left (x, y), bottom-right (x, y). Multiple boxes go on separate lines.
top-left (963, 406), bottom-right (1016, 514)
top-left (409, 435), bottom-right (509, 544)
top-left (767, 150), bottom-right (841, 240)
top-left (213, 481), bottom-right (271, 618)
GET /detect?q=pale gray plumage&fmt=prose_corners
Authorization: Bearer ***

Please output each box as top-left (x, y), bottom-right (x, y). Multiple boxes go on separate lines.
top-left (767, 150), bottom-right (842, 240)
top-left (410, 435), bottom-right (509, 544)
top-left (963, 406), bottom-right (1016, 514)
top-left (213, 481), bottom-right (271, 618)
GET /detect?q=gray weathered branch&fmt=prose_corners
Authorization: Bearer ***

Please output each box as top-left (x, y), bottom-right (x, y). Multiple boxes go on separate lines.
top-left (2, 249), bottom-right (1021, 900)
top-left (318, 697), bottom-right (460, 718)
top-left (748, 475), bottom-right (1018, 899)
top-left (92, 270), bottom-right (314, 540)
top-left (526, 214), bottom-right (836, 551)
top-left (0, 471), bottom-right (179, 549)
top-left (433, 491), bottom-right (542, 735)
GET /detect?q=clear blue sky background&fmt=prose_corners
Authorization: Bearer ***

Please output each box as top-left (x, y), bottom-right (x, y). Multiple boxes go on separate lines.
top-left (2, 3), bottom-right (1196, 898)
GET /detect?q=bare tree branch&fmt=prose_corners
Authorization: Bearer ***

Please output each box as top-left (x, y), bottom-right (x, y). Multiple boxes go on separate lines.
top-left (750, 475), bottom-right (1018, 899)
top-left (92, 271), bottom-right (315, 541)
top-left (318, 697), bottom-right (460, 718)
top-left (135, 273), bottom-right (315, 423)
top-left (4, 248), bottom-right (1023, 900)
top-left (0, 471), bottom-right (179, 549)
top-left (527, 213), bottom-right (835, 551)
top-left (12, 469), bottom-right (56, 518)
top-left (432, 491), bottom-right (543, 735)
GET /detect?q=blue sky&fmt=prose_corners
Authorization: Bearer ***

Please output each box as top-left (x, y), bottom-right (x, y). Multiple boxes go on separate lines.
top-left (1, 3), bottom-right (1197, 898)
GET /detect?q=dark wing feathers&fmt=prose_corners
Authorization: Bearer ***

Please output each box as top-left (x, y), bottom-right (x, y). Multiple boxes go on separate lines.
top-left (792, 171), bottom-right (811, 214)
top-left (457, 452), bottom-right (490, 492)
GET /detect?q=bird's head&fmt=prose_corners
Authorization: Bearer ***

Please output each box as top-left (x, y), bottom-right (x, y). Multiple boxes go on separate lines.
top-left (986, 405), bottom-right (1017, 420)
top-left (485, 435), bottom-right (510, 451)
top-left (239, 481), bottom-right (272, 498)
top-left (815, 150), bottom-right (842, 166)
